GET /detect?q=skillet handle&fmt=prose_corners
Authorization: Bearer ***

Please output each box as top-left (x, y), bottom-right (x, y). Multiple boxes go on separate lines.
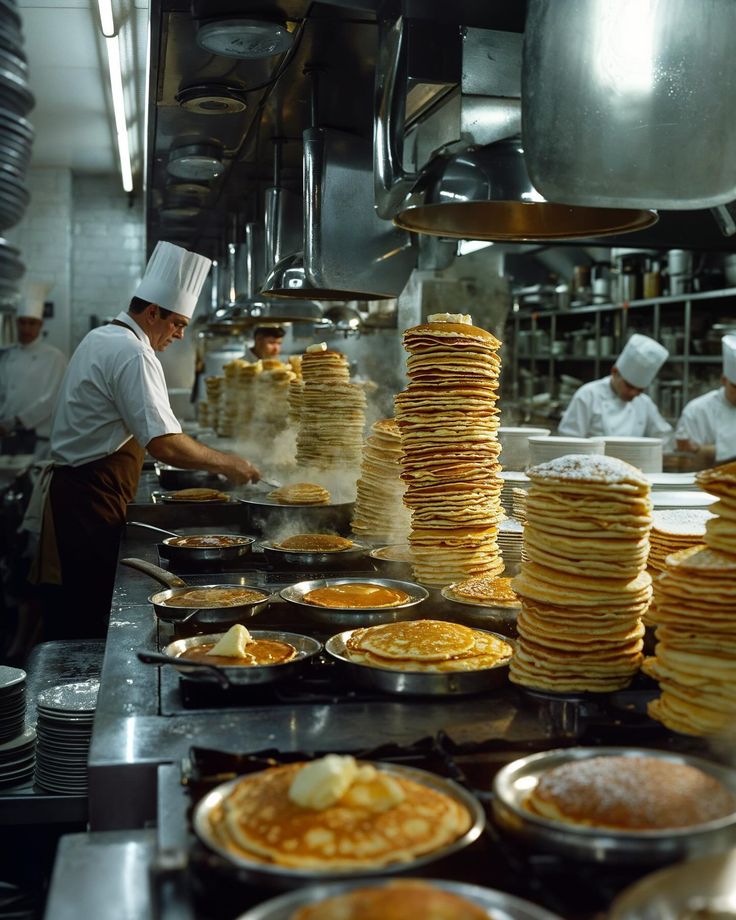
top-left (121, 557), bottom-right (188, 589)
top-left (136, 650), bottom-right (231, 690)
top-left (127, 521), bottom-right (179, 539)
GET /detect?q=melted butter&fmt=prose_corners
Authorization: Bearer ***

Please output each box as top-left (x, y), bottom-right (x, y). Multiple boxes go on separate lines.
top-left (303, 583), bottom-right (410, 608)
top-left (178, 639), bottom-right (295, 667)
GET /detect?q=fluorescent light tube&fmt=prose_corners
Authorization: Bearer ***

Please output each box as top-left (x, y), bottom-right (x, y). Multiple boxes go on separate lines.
top-left (105, 35), bottom-right (133, 192)
top-left (97, 0), bottom-right (115, 37)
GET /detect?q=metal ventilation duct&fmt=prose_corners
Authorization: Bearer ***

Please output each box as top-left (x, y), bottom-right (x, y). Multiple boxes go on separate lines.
top-left (376, 18), bottom-right (657, 242)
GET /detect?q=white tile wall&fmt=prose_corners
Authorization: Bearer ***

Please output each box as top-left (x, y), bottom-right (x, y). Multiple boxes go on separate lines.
top-left (5, 169), bottom-right (146, 356)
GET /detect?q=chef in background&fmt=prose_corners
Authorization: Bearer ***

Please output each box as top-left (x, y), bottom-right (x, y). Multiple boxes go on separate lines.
top-left (30, 241), bottom-right (260, 640)
top-left (558, 333), bottom-right (672, 442)
top-left (0, 285), bottom-right (67, 457)
top-left (675, 334), bottom-right (736, 467)
top-left (248, 324), bottom-right (285, 361)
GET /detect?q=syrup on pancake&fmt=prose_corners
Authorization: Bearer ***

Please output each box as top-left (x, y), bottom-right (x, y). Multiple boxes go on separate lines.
top-left (303, 582), bottom-right (411, 608)
top-left (162, 587), bottom-right (267, 608)
top-left (166, 535), bottom-right (249, 548)
top-left (178, 638), bottom-right (296, 667)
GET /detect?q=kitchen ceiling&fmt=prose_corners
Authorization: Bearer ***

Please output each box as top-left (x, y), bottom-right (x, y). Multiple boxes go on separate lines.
top-left (18, 0), bottom-right (148, 176)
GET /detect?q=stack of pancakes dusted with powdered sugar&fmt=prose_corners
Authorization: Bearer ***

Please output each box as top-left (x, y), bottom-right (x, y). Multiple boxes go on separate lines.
top-left (296, 345), bottom-right (366, 470)
top-left (510, 454), bottom-right (653, 693)
top-left (394, 314), bottom-right (504, 587)
top-left (351, 418), bottom-right (411, 544)
top-left (644, 462), bottom-right (736, 736)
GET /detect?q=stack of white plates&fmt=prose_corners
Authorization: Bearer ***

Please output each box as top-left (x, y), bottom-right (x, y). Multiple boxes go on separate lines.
top-left (603, 437), bottom-right (663, 473)
top-left (499, 471), bottom-right (530, 517)
top-left (528, 436), bottom-right (605, 467)
top-left (498, 427), bottom-right (551, 471)
top-left (34, 679), bottom-right (99, 795)
top-left (647, 472), bottom-right (697, 491)
top-left (0, 727), bottom-right (35, 789)
top-left (498, 519), bottom-right (524, 575)
top-left (0, 666), bottom-right (26, 744)
top-left (650, 491), bottom-right (717, 511)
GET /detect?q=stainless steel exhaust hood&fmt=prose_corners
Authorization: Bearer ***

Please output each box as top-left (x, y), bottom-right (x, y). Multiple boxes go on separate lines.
top-left (376, 17), bottom-right (657, 242)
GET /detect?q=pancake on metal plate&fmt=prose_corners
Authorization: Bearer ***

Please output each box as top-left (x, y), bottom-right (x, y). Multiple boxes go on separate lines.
top-left (206, 758), bottom-right (472, 869)
top-left (161, 587), bottom-right (267, 608)
top-left (303, 583), bottom-right (410, 609)
top-left (525, 755), bottom-right (736, 830)
top-left (268, 483), bottom-right (331, 505)
top-left (446, 575), bottom-right (520, 607)
top-left (169, 487), bottom-right (230, 502)
top-left (275, 534), bottom-right (354, 552)
top-left (291, 879), bottom-right (491, 920)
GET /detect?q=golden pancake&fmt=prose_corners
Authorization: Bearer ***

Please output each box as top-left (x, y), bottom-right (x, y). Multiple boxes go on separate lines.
top-left (269, 483), bottom-right (331, 505)
top-left (166, 535), bottom-right (250, 548)
top-left (170, 487), bottom-right (230, 502)
top-left (371, 545), bottom-right (413, 563)
top-left (446, 575), bottom-right (520, 607)
top-left (349, 620), bottom-right (476, 661)
top-left (525, 756), bottom-right (735, 830)
top-left (292, 880), bottom-right (490, 920)
top-left (303, 583), bottom-right (411, 608)
top-left (162, 587), bottom-right (267, 608)
top-left (276, 534), bottom-right (354, 552)
top-left (178, 638), bottom-right (296, 667)
top-left (207, 760), bottom-right (472, 869)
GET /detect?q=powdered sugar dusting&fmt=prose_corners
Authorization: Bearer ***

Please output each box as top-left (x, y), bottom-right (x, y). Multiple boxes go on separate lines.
top-left (527, 454), bottom-right (649, 486)
top-left (533, 756), bottom-right (736, 829)
top-left (652, 509), bottom-right (714, 536)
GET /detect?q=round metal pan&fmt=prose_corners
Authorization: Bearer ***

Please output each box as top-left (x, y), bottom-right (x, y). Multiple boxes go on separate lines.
top-left (120, 558), bottom-right (275, 627)
top-left (367, 546), bottom-right (414, 580)
top-left (238, 493), bottom-right (355, 536)
top-left (609, 847), bottom-right (736, 920)
top-left (492, 747), bottom-right (736, 866)
top-left (155, 463), bottom-right (231, 492)
top-left (325, 628), bottom-right (514, 696)
top-left (128, 521), bottom-right (255, 566)
top-left (440, 586), bottom-right (520, 637)
top-left (260, 539), bottom-right (369, 570)
top-left (193, 761), bottom-right (485, 888)
top-left (235, 877), bottom-right (564, 920)
top-left (158, 491), bottom-right (233, 504)
top-left (152, 630), bottom-right (322, 686)
top-left (280, 577), bottom-right (428, 628)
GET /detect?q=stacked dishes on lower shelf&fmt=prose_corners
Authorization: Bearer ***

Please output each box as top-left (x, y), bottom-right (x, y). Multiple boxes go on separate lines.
top-left (34, 679), bottom-right (99, 794)
top-left (0, 666), bottom-right (33, 787)
top-left (603, 436), bottom-right (663, 473)
top-left (527, 435), bottom-right (604, 467)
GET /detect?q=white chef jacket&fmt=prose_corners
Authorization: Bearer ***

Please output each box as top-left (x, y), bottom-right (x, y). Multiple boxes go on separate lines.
top-left (676, 387), bottom-right (736, 463)
top-left (0, 338), bottom-right (67, 437)
top-left (558, 375), bottom-right (673, 443)
top-left (50, 312), bottom-right (181, 466)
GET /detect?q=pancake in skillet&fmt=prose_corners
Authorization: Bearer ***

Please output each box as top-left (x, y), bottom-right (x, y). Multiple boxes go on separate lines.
top-left (206, 757), bottom-right (472, 869)
top-left (303, 583), bottom-right (410, 608)
top-left (275, 534), bottom-right (354, 552)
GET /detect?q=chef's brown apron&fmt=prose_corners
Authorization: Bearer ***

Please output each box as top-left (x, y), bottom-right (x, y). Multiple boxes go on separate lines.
top-left (38, 319), bottom-right (146, 639)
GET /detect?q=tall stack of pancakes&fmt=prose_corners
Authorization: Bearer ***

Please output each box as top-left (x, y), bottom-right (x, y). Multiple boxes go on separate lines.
top-left (648, 509), bottom-right (714, 574)
top-left (510, 454), bottom-right (653, 693)
top-left (394, 317), bottom-right (504, 587)
top-left (296, 348), bottom-right (366, 469)
top-left (645, 462), bottom-right (736, 735)
top-left (251, 364), bottom-right (297, 438)
top-left (288, 377), bottom-right (304, 426)
top-left (221, 359), bottom-right (262, 436)
top-left (351, 418), bottom-right (411, 543)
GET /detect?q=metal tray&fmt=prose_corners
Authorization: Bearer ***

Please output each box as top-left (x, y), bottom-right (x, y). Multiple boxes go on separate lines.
top-left (157, 491), bottom-right (232, 504)
top-left (609, 847), bottom-right (736, 920)
top-left (493, 747), bottom-right (736, 865)
top-left (193, 761), bottom-right (485, 888)
top-left (440, 586), bottom-right (520, 635)
top-left (325, 628), bottom-right (514, 696)
top-left (159, 630), bottom-right (322, 686)
top-left (260, 539), bottom-right (369, 570)
top-left (238, 493), bottom-right (353, 509)
top-left (280, 577), bottom-right (428, 628)
top-left (367, 546), bottom-right (414, 579)
top-left (235, 877), bottom-right (564, 920)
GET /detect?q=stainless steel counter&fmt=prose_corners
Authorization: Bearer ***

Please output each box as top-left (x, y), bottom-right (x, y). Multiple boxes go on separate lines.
top-left (87, 472), bottom-right (547, 829)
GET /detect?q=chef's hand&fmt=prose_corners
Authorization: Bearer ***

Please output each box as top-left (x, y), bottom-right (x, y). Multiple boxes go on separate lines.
top-left (224, 456), bottom-right (260, 485)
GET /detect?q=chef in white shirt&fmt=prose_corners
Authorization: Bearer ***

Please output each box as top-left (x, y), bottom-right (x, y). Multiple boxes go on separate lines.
top-left (675, 334), bottom-right (736, 466)
top-left (33, 241), bottom-right (260, 640)
top-left (0, 285), bottom-right (67, 457)
top-left (558, 333), bottom-right (672, 442)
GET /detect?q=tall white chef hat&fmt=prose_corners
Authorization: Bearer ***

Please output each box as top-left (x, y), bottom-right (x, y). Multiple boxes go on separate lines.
top-left (615, 333), bottom-right (669, 388)
top-left (723, 334), bottom-right (736, 384)
top-left (134, 241), bottom-right (212, 319)
top-left (18, 282), bottom-right (51, 320)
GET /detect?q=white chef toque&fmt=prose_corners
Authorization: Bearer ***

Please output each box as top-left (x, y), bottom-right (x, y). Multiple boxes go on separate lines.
top-left (615, 333), bottom-right (669, 389)
top-left (723, 334), bottom-right (736, 385)
top-left (134, 241), bottom-right (212, 318)
top-left (18, 282), bottom-right (51, 320)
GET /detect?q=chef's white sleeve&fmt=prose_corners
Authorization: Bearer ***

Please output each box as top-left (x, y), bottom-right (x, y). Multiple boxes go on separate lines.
top-left (557, 390), bottom-right (590, 437)
top-left (112, 351), bottom-right (182, 446)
